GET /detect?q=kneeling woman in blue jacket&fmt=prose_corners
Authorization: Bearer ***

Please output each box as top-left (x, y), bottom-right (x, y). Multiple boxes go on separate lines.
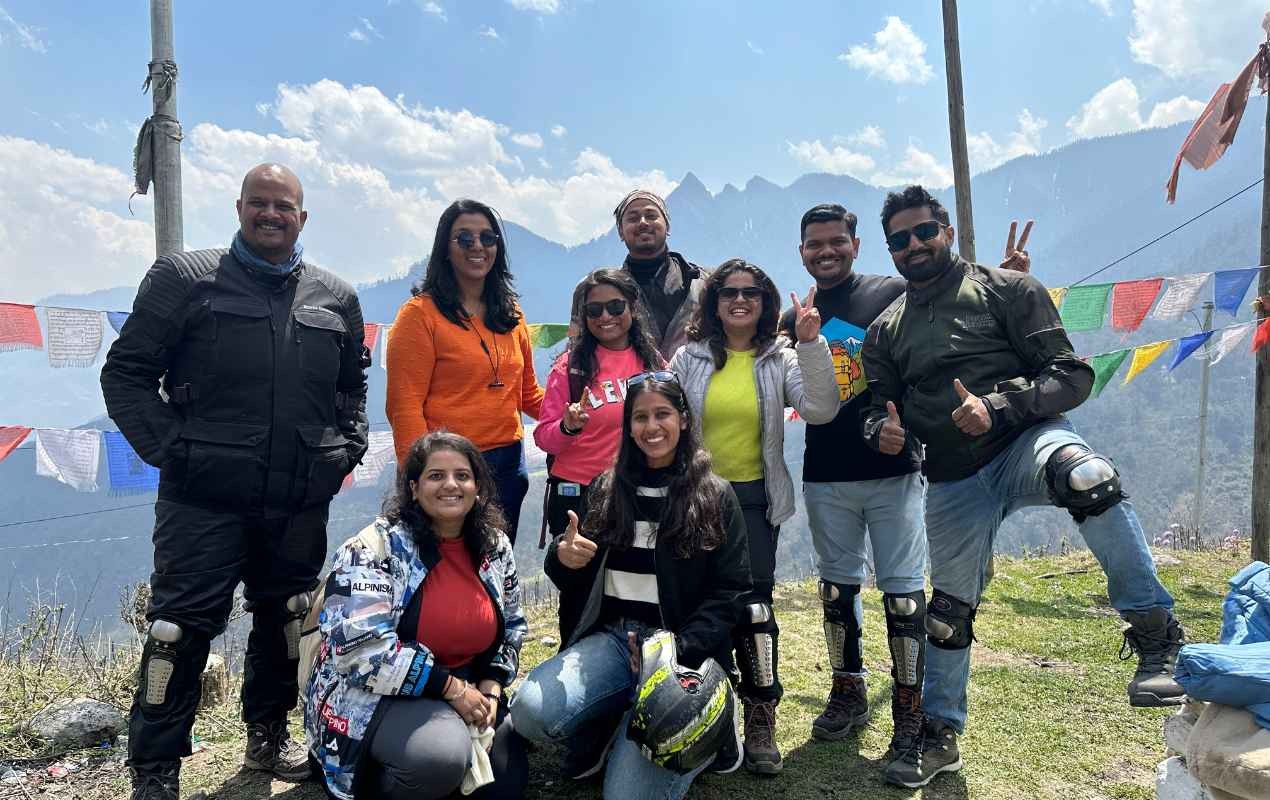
top-left (511, 371), bottom-right (752, 799)
top-left (304, 431), bottom-right (528, 800)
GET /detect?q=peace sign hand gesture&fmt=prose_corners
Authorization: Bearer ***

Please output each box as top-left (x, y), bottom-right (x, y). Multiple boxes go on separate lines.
top-left (998, 219), bottom-right (1033, 273)
top-left (791, 286), bottom-right (821, 343)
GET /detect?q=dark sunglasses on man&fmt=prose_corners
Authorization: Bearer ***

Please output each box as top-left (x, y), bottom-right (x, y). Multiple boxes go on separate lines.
top-left (583, 299), bottom-right (629, 319)
top-left (717, 286), bottom-right (764, 302)
top-left (885, 221), bottom-right (946, 253)
top-left (626, 369), bottom-right (680, 388)
top-left (453, 230), bottom-right (501, 249)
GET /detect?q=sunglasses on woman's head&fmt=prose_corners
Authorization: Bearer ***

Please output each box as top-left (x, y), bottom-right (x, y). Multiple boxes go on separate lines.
top-left (452, 230), bottom-right (500, 249)
top-left (885, 221), bottom-right (944, 253)
top-left (717, 287), bottom-right (764, 302)
top-left (626, 370), bottom-right (680, 388)
top-left (583, 299), bottom-right (629, 319)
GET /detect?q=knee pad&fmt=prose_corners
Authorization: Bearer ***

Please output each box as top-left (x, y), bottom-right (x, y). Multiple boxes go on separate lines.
top-left (925, 590), bottom-right (975, 651)
top-left (818, 580), bottom-right (863, 675)
top-left (884, 591), bottom-right (926, 688)
top-left (247, 591), bottom-right (314, 661)
top-left (736, 602), bottom-right (778, 689)
top-left (1045, 444), bottom-right (1127, 523)
top-left (141, 620), bottom-right (186, 707)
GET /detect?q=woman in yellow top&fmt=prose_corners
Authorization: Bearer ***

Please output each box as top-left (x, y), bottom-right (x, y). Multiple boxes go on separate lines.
top-left (667, 259), bottom-right (838, 775)
top-left (386, 199), bottom-right (545, 544)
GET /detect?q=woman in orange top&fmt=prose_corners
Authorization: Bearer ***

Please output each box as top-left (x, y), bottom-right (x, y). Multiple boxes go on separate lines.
top-left (387, 199), bottom-right (545, 543)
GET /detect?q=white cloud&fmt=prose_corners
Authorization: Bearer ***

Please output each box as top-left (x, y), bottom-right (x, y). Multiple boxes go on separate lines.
top-left (510, 132), bottom-right (544, 149)
top-left (1066, 78), bottom-right (1205, 139)
top-left (84, 118), bottom-right (110, 135)
top-left (841, 125), bottom-right (886, 150)
top-left (537, 157), bottom-right (551, 169)
top-left (254, 102), bottom-right (272, 117)
top-left (507, 0), bottom-right (561, 12)
top-left (968, 109), bottom-right (1048, 172)
top-left (1129, 0), bottom-right (1265, 77)
top-left (418, 1), bottom-right (447, 21)
top-left (1089, 0), bottom-right (1114, 15)
top-left (0, 6), bottom-right (47, 53)
top-left (348, 17), bottom-right (381, 42)
top-left (550, 124), bottom-right (567, 138)
top-left (786, 140), bottom-right (875, 178)
top-left (746, 40), bottom-right (764, 56)
top-left (870, 144), bottom-right (953, 189)
top-left (478, 25), bottom-right (500, 40)
top-left (347, 28), bottom-right (368, 42)
top-left (839, 17), bottom-right (934, 84)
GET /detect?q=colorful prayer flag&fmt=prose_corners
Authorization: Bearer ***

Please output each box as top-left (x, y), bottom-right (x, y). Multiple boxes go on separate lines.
top-left (363, 322), bottom-right (381, 358)
top-left (1151, 273), bottom-right (1212, 321)
top-left (0, 426), bottom-right (32, 463)
top-left (1210, 321), bottom-right (1254, 365)
top-left (1214, 268), bottom-right (1261, 316)
top-left (0, 303), bottom-right (43, 352)
top-left (1060, 284), bottom-right (1113, 332)
top-left (44, 307), bottom-right (104, 368)
top-left (350, 431), bottom-right (395, 488)
top-left (35, 428), bottom-right (101, 492)
top-left (1168, 330), bottom-right (1214, 371)
top-left (106, 311), bottom-right (130, 334)
top-left (104, 431), bottom-right (158, 494)
top-left (1089, 349), bottom-right (1130, 398)
top-left (527, 323), bottom-right (570, 348)
top-left (380, 324), bottom-right (391, 371)
top-left (1166, 50), bottom-right (1262, 203)
top-left (1253, 316), bottom-right (1270, 353)
top-left (1047, 287), bottom-right (1067, 311)
top-left (1110, 278), bottom-right (1164, 331)
top-left (1123, 340), bottom-right (1172, 384)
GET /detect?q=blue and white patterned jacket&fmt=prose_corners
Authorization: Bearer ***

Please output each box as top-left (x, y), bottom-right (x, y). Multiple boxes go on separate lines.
top-left (303, 518), bottom-right (526, 799)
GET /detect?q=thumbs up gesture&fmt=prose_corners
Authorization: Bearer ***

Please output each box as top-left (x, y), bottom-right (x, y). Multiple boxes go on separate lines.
top-left (557, 510), bottom-right (597, 569)
top-left (951, 378), bottom-right (992, 436)
top-left (879, 400), bottom-right (907, 455)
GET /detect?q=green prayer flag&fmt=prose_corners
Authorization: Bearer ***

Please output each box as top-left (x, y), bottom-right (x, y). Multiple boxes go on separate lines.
top-left (1089, 348), bottom-right (1130, 398)
top-left (527, 323), bottom-right (570, 348)
top-left (1060, 283), bottom-right (1112, 332)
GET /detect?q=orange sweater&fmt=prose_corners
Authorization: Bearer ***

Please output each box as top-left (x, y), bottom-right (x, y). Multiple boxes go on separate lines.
top-left (385, 293), bottom-right (545, 461)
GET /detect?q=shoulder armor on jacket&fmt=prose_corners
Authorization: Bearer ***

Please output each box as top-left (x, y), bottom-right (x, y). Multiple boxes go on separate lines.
top-left (132, 248), bottom-right (227, 319)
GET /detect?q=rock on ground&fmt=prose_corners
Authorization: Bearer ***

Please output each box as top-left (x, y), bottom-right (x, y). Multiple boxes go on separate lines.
top-left (27, 697), bottom-right (126, 750)
top-left (200, 653), bottom-right (229, 710)
top-left (1156, 756), bottom-right (1215, 800)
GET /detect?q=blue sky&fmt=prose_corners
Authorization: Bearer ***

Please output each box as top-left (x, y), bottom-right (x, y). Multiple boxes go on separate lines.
top-left (0, 0), bottom-right (1265, 300)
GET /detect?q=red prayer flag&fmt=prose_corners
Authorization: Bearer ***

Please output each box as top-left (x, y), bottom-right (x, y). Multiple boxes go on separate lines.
top-left (0, 426), bottom-right (32, 463)
top-left (1253, 316), bottom-right (1270, 353)
top-left (1167, 47), bottom-right (1266, 202)
top-left (0, 303), bottom-right (43, 351)
top-left (364, 322), bottom-right (381, 355)
top-left (1110, 278), bottom-right (1165, 331)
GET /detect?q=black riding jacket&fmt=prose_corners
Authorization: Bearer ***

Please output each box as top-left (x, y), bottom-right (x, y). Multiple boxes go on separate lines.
top-left (101, 248), bottom-right (370, 512)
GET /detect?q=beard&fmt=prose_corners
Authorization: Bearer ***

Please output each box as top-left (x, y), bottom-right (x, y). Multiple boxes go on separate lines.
top-left (895, 245), bottom-right (953, 283)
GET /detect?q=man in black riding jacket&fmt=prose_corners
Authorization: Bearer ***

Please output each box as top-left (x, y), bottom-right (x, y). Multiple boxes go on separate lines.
top-left (101, 163), bottom-right (369, 800)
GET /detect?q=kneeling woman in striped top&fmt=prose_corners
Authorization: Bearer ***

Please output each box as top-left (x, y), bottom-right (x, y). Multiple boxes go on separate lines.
top-left (510, 371), bottom-right (751, 799)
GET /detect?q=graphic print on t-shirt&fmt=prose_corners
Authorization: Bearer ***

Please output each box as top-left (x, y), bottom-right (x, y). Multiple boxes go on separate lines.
top-left (584, 378), bottom-right (628, 409)
top-left (821, 317), bottom-right (868, 403)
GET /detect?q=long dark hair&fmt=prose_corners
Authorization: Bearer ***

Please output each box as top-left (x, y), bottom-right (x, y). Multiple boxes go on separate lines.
top-left (567, 269), bottom-right (665, 391)
top-left (687, 258), bottom-right (781, 370)
top-left (414, 199), bottom-right (521, 333)
top-left (382, 430), bottom-right (506, 560)
top-left (582, 377), bottom-right (724, 558)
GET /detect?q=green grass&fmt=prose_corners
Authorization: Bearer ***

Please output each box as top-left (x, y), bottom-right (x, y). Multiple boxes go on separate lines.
top-left (1, 547), bottom-right (1244, 799)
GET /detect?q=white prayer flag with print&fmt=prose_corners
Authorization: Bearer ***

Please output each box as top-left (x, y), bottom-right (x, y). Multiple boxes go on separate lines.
top-left (351, 431), bottom-right (396, 488)
top-left (35, 428), bottom-right (101, 491)
top-left (380, 325), bottom-right (391, 371)
top-left (1150, 273), bottom-right (1211, 321)
top-left (1210, 322), bottom-right (1254, 365)
top-left (45, 307), bottom-right (104, 368)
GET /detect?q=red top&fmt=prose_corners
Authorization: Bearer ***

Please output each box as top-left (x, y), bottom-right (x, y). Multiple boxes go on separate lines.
top-left (415, 537), bottom-right (498, 668)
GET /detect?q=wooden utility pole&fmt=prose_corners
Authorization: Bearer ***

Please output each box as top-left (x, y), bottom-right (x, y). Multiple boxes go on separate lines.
top-left (1192, 301), bottom-right (1214, 538)
top-left (148, 0), bottom-right (183, 256)
top-left (941, 0), bottom-right (976, 262)
top-left (1255, 77), bottom-right (1270, 563)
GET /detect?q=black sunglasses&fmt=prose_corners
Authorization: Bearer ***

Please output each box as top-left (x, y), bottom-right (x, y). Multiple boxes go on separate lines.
top-left (885, 221), bottom-right (945, 253)
top-left (453, 230), bottom-right (500, 249)
top-left (627, 370), bottom-right (680, 388)
top-left (717, 286), bottom-right (764, 302)
top-left (584, 299), bottom-right (629, 319)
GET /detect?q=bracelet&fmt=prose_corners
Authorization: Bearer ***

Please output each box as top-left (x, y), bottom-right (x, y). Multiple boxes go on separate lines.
top-left (560, 419), bottom-right (580, 436)
top-left (443, 677), bottom-right (467, 701)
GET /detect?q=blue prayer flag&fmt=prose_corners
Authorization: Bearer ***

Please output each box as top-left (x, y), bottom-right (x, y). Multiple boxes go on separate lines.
top-left (1213, 268), bottom-right (1260, 316)
top-left (106, 311), bottom-right (130, 334)
top-left (1167, 330), bottom-right (1214, 371)
top-left (104, 431), bottom-right (158, 494)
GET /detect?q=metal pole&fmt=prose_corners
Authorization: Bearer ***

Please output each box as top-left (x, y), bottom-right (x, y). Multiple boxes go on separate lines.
top-left (149, 0), bottom-right (183, 256)
top-left (941, 0), bottom-right (976, 262)
top-left (1192, 302), bottom-right (1214, 538)
top-left (1255, 76), bottom-right (1270, 563)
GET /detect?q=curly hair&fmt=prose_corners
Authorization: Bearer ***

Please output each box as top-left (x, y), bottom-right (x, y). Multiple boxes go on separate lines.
top-left (567, 269), bottom-right (665, 392)
top-left (880, 184), bottom-right (950, 235)
top-left (687, 258), bottom-right (782, 370)
top-left (582, 376), bottom-right (725, 558)
top-left (382, 430), bottom-right (506, 560)
top-left (414, 199), bottom-right (522, 334)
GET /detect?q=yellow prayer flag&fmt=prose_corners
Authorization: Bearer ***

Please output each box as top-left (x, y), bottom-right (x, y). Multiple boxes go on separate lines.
top-left (1047, 287), bottom-right (1067, 310)
top-left (1123, 340), bottom-right (1172, 385)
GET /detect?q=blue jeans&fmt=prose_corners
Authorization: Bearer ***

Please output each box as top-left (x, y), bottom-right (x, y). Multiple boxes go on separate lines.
top-left (510, 621), bottom-right (711, 800)
top-left (804, 471), bottom-right (928, 595)
top-left (482, 441), bottom-right (529, 545)
top-left (923, 419), bottom-right (1173, 733)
